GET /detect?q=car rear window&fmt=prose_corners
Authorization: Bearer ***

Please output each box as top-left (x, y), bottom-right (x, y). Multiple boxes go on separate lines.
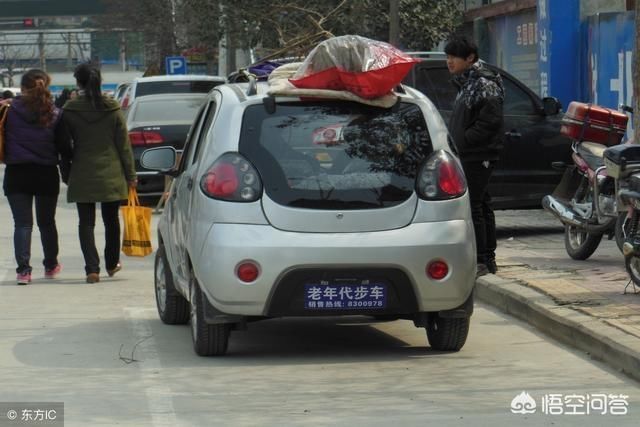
top-left (136, 80), bottom-right (222, 97)
top-left (240, 101), bottom-right (433, 210)
top-left (132, 98), bottom-right (204, 122)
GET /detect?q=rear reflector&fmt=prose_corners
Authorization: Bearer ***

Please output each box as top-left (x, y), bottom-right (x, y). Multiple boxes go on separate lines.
top-left (427, 260), bottom-right (449, 280)
top-left (236, 261), bottom-right (260, 283)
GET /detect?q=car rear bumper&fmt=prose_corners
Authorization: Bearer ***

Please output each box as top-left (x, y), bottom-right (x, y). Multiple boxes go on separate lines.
top-left (192, 221), bottom-right (476, 316)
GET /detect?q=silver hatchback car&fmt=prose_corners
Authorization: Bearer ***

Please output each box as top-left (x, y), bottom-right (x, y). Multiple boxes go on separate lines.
top-left (141, 80), bottom-right (476, 356)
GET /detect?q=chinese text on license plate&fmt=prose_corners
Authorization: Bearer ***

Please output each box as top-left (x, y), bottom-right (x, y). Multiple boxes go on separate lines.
top-left (304, 281), bottom-right (387, 310)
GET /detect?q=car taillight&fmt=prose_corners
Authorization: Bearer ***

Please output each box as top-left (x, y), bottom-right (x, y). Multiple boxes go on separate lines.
top-left (121, 96), bottom-right (129, 109)
top-left (200, 153), bottom-right (262, 202)
top-left (129, 131), bottom-right (164, 146)
top-left (416, 150), bottom-right (467, 200)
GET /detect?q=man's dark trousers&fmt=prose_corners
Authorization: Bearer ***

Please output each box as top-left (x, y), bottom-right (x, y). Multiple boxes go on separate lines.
top-left (462, 160), bottom-right (496, 266)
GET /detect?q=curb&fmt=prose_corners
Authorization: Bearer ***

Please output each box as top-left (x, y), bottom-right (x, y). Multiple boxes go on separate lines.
top-left (475, 274), bottom-right (640, 382)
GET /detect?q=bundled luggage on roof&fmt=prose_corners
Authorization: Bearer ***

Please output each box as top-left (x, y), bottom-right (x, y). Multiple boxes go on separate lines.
top-left (261, 35), bottom-right (419, 107)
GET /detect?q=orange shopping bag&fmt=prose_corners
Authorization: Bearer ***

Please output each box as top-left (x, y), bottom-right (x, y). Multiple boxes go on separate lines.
top-left (121, 188), bottom-right (153, 257)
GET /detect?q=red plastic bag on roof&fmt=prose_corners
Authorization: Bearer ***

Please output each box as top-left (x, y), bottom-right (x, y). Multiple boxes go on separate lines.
top-left (290, 35), bottom-right (419, 99)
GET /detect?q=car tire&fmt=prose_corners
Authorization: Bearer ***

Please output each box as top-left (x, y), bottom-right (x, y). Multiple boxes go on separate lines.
top-left (155, 244), bottom-right (189, 324)
top-left (189, 274), bottom-right (231, 356)
top-left (425, 314), bottom-right (470, 352)
top-left (564, 225), bottom-right (603, 260)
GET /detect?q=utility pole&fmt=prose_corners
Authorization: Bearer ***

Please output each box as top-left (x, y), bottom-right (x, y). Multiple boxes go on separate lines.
top-left (389, 0), bottom-right (399, 46)
top-left (66, 32), bottom-right (73, 70)
top-left (38, 32), bottom-right (45, 71)
top-left (120, 32), bottom-right (127, 72)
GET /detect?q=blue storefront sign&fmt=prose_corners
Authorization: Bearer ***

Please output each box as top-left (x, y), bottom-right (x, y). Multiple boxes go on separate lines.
top-left (487, 9), bottom-right (539, 94)
top-left (537, 0), bottom-right (580, 108)
top-left (586, 12), bottom-right (635, 109)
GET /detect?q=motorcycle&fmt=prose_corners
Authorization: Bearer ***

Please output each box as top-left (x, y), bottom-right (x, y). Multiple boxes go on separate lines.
top-left (542, 102), bottom-right (629, 260)
top-left (602, 106), bottom-right (640, 291)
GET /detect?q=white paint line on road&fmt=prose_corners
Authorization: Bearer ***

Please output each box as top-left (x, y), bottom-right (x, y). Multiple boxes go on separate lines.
top-left (124, 307), bottom-right (179, 427)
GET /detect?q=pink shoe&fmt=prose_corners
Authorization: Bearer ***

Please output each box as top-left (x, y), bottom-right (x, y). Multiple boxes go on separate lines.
top-left (17, 272), bottom-right (32, 285)
top-left (45, 264), bottom-right (62, 279)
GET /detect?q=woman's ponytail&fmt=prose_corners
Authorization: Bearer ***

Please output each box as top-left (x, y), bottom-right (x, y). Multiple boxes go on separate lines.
top-left (74, 63), bottom-right (104, 109)
top-left (20, 69), bottom-right (55, 127)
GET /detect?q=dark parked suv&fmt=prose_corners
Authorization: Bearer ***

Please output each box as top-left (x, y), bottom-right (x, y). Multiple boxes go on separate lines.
top-left (403, 52), bottom-right (571, 209)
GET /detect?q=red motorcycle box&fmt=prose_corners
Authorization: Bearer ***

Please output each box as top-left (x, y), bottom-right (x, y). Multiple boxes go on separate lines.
top-left (561, 101), bottom-right (628, 145)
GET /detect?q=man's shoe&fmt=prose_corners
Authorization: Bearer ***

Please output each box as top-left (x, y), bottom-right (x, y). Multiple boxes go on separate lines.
top-left (45, 264), bottom-right (62, 279)
top-left (86, 273), bottom-right (100, 283)
top-left (17, 272), bottom-right (32, 285)
top-left (487, 258), bottom-right (497, 274)
top-left (107, 262), bottom-right (122, 277)
top-left (476, 263), bottom-right (489, 277)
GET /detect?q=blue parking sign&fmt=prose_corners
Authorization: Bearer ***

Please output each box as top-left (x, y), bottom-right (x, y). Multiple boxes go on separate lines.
top-left (165, 56), bottom-right (187, 75)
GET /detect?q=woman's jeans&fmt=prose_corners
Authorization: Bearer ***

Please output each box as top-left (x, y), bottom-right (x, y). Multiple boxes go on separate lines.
top-left (77, 201), bottom-right (121, 275)
top-left (7, 193), bottom-right (59, 274)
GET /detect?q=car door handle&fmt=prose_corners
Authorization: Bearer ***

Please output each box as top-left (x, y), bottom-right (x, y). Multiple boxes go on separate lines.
top-left (505, 130), bottom-right (522, 138)
top-left (187, 177), bottom-right (193, 190)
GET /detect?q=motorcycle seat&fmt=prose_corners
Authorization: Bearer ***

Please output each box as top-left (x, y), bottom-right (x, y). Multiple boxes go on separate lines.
top-left (577, 141), bottom-right (606, 170)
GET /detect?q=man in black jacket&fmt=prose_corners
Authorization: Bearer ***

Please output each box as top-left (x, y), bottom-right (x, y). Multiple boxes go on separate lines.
top-left (445, 36), bottom-right (505, 276)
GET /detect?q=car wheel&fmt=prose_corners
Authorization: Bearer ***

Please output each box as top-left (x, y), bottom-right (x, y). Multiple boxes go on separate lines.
top-left (189, 274), bottom-right (231, 356)
top-left (155, 245), bottom-right (189, 324)
top-left (564, 225), bottom-right (603, 260)
top-left (425, 314), bottom-right (470, 352)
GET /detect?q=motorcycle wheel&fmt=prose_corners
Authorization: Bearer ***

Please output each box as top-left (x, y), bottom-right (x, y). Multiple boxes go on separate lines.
top-left (564, 225), bottom-right (603, 260)
top-left (624, 254), bottom-right (640, 287)
top-left (615, 211), bottom-right (631, 253)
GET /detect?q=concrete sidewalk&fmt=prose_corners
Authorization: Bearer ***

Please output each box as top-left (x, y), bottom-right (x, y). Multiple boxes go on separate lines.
top-left (476, 211), bottom-right (640, 382)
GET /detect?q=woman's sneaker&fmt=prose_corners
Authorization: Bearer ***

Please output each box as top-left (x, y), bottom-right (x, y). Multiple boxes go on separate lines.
top-left (45, 264), bottom-right (62, 279)
top-left (17, 272), bottom-right (32, 285)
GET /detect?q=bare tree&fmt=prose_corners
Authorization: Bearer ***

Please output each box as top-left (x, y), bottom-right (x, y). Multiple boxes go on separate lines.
top-left (97, 0), bottom-right (462, 72)
top-left (97, 0), bottom-right (178, 73)
top-left (0, 36), bottom-right (37, 87)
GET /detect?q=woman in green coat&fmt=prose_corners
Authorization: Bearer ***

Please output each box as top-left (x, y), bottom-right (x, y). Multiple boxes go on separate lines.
top-left (63, 63), bottom-right (137, 283)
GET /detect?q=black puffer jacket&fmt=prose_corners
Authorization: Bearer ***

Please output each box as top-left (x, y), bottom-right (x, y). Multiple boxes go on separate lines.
top-left (448, 62), bottom-right (505, 162)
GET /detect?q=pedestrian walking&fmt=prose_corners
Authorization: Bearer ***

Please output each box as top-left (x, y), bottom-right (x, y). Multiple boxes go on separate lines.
top-left (445, 36), bottom-right (505, 276)
top-left (2, 69), bottom-right (72, 285)
top-left (62, 63), bottom-right (137, 283)
top-left (54, 88), bottom-right (71, 108)
top-left (1, 90), bottom-right (15, 107)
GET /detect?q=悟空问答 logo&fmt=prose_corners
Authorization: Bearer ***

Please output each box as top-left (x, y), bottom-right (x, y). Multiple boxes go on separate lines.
top-left (511, 391), bottom-right (537, 414)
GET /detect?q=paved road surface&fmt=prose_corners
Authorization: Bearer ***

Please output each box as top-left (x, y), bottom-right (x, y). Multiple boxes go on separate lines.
top-left (0, 178), bottom-right (637, 426)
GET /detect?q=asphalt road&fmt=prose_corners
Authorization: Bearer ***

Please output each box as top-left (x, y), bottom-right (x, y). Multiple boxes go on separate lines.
top-left (0, 179), bottom-right (638, 426)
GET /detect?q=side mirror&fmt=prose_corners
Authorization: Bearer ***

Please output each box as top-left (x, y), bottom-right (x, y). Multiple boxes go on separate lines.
top-left (542, 97), bottom-right (561, 116)
top-left (140, 146), bottom-right (178, 175)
